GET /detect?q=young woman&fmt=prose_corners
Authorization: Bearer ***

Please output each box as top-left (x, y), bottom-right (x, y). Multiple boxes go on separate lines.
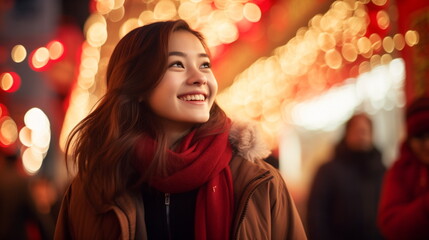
top-left (54, 20), bottom-right (306, 240)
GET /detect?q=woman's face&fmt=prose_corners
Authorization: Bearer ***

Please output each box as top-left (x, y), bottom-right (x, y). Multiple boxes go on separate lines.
top-left (149, 30), bottom-right (218, 131)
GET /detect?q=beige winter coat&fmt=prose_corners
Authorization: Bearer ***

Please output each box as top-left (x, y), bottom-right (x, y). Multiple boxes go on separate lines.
top-left (54, 122), bottom-right (307, 240)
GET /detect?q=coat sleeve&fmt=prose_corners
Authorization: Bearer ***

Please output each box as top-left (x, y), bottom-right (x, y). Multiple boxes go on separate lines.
top-left (377, 162), bottom-right (429, 240)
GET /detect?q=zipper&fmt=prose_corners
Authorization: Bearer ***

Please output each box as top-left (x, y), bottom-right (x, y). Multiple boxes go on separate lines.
top-left (165, 193), bottom-right (172, 240)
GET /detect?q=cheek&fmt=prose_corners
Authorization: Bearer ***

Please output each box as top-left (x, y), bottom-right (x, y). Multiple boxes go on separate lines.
top-left (148, 84), bottom-right (173, 112)
top-left (209, 78), bottom-right (218, 98)
top-left (148, 92), bottom-right (161, 114)
top-left (152, 76), bottom-right (177, 98)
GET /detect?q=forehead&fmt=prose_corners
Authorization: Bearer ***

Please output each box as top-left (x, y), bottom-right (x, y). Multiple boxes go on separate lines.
top-left (168, 30), bottom-right (207, 53)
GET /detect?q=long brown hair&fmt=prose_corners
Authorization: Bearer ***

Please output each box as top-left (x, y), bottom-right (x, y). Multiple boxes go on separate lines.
top-left (66, 20), bottom-right (227, 206)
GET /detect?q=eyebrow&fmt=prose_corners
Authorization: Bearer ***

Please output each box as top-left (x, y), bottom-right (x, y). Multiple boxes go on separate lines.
top-left (168, 51), bottom-right (209, 58)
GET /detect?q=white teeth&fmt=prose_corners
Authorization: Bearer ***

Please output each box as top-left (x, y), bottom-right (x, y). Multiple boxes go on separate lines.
top-left (179, 94), bottom-right (206, 101)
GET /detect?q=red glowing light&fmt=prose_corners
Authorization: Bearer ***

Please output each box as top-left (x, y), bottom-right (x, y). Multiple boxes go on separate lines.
top-left (0, 103), bottom-right (9, 118)
top-left (0, 72), bottom-right (21, 93)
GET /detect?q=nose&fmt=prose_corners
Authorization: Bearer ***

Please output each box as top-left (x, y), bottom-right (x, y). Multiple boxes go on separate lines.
top-left (187, 67), bottom-right (207, 85)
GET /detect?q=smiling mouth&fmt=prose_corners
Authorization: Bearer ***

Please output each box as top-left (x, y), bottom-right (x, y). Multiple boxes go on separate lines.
top-left (178, 94), bottom-right (206, 101)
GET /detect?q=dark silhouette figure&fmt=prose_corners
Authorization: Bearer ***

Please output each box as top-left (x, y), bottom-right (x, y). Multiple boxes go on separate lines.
top-left (307, 113), bottom-right (386, 240)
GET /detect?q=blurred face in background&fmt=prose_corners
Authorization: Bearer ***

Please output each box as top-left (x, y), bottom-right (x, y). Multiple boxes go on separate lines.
top-left (345, 115), bottom-right (373, 152)
top-left (410, 133), bottom-right (429, 164)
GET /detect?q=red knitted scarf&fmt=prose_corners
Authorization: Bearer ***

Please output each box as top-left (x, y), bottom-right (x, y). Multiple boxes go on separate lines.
top-left (134, 123), bottom-right (234, 240)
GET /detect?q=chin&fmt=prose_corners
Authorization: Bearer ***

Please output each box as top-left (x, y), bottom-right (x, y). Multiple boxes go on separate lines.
top-left (193, 117), bottom-right (210, 123)
top-left (187, 113), bottom-right (210, 123)
top-left (192, 116), bottom-right (210, 124)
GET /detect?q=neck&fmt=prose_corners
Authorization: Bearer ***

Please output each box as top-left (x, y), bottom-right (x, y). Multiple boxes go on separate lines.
top-left (159, 119), bottom-right (194, 149)
top-left (165, 129), bottom-right (191, 149)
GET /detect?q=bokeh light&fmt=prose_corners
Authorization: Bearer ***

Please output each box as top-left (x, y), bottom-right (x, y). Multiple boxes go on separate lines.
top-left (11, 45), bottom-right (27, 63)
top-left (0, 72), bottom-right (21, 93)
top-left (342, 43), bottom-right (358, 62)
top-left (47, 40), bottom-right (64, 60)
top-left (317, 33), bottom-right (336, 52)
top-left (20, 108), bottom-right (51, 175)
top-left (0, 116), bottom-right (18, 147)
top-left (138, 11), bottom-right (155, 25)
top-left (85, 14), bottom-right (108, 47)
top-left (369, 33), bottom-right (382, 51)
top-left (96, 0), bottom-right (114, 15)
top-left (119, 18), bottom-right (140, 38)
top-left (30, 47), bottom-right (50, 70)
top-left (405, 30), bottom-right (419, 46)
top-left (290, 58), bottom-right (405, 131)
top-left (24, 108), bottom-right (50, 131)
top-left (325, 49), bottom-right (342, 69)
top-left (393, 33), bottom-right (405, 51)
top-left (19, 126), bottom-right (32, 147)
top-left (108, 6), bottom-right (125, 22)
top-left (216, 21), bottom-right (239, 44)
top-left (154, 0), bottom-right (177, 20)
top-left (113, 0), bottom-right (125, 9)
top-left (383, 36), bottom-right (394, 53)
top-left (357, 37), bottom-right (371, 55)
top-left (372, 0), bottom-right (387, 7)
top-left (243, 3), bottom-right (261, 22)
top-left (22, 148), bottom-right (44, 174)
top-left (376, 10), bottom-right (390, 30)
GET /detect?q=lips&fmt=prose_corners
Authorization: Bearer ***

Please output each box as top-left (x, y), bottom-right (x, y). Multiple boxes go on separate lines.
top-left (178, 93), bottom-right (207, 101)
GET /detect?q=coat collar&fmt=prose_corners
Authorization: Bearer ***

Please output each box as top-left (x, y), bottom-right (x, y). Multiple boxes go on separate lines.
top-left (228, 121), bottom-right (271, 162)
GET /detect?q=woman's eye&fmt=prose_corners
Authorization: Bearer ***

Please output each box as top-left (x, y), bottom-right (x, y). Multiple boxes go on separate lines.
top-left (201, 62), bottom-right (211, 69)
top-left (170, 61), bottom-right (184, 68)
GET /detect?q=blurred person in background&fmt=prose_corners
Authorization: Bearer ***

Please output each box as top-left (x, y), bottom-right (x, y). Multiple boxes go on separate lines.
top-left (0, 147), bottom-right (55, 240)
top-left (54, 20), bottom-right (306, 240)
top-left (307, 113), bottom-right (386, 240)
top-left (378, 97), bottom-right (429, 240)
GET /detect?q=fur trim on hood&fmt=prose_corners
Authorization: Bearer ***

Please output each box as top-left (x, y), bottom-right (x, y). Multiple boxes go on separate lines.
top-left (229, 121), bottom-right (271, 162)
